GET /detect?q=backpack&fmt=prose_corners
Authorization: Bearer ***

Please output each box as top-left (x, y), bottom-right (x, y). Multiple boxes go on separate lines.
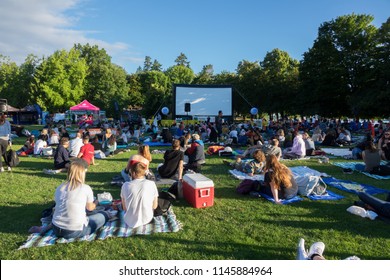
top-left (154, 191), bottom-right (176, 216)
top-left (236, 179), bottom-right (260, 195)
top-left (296, 175), bottom-right (327, 196)
top-left (6, 149), bottom-right (20, 167)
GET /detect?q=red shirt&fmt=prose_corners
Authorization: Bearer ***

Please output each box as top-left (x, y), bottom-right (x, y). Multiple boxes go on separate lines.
top-left (79, 143), bottom-right (95, 165)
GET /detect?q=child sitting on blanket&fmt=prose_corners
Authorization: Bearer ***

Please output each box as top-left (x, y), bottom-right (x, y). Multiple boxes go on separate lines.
top-left (224, 149), bottom-right (266, 177)
top-left (259, 154), bottom-right (298, 204)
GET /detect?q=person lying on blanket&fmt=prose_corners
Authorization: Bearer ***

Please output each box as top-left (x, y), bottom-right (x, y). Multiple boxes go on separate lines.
top-left (259, 154), bottom-right (298, 204)
top-left (121, 162), bottom-right (159, 228)
top-left (224, 149), bottom-right (266, 176)
top-left (355, 192), bottom-right (390, 218)
top-left (51, 159), bottom-right (112, 239)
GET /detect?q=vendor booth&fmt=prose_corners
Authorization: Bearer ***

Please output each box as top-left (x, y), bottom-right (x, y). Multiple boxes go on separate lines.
top-left (69, 100), bottom-right (102, 126)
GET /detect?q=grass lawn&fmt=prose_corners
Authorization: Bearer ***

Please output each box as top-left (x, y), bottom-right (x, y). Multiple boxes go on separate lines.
top-left (1, 129), bottom-right (389, 260)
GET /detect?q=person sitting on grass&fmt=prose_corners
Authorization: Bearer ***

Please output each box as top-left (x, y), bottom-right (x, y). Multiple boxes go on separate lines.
top-left (17, 135), bottom-right (35, 156)
top-left (121, 162), bottom-right (158, 229)
top-left (259, 154), bottom-right (298, 204)
top-left (51, 159), bottom-right (115, 239)
top-left (77, 135), bottom-right (96, 166)
top-left (43, 137), bottom-right (70, 175)
top-left (283, 131), bottom-right (306, 159)
top-left (121, 145), bottom-right (152, 182)
top-left (184, 133), bottom-right (205, 173)
top-left (361, 141), bottom-right (381, 173)
top-left (158, 139), bottom-right (184, 181)
top-left (224, 149), bottom-right (266, 177)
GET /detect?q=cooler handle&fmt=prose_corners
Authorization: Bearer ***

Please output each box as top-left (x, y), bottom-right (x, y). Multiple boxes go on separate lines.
top-left (199, 189), bottom-right (210, 198)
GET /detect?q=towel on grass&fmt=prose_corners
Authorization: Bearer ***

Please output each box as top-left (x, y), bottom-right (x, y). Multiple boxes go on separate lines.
top-left (229, 169), bottom-right (264, 181)
top-left (321, 148), bottom-right (352, 157)
top-left (307, 190), bottom-right (344, 200)
top-left (331, 161), bottom-right (390, 180)
top-left (143, 141), bottom-right (172, 147)
top-left (260, 193), bottom-right (303, 205)
top-left (322, 177), bottom-right (389, 195)
top-left (289, 166), bottom-right (330, 178)
top-left (19, 209), bottom-right (182, 249)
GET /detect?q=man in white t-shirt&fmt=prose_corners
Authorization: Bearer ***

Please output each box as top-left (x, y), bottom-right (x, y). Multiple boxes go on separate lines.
top-left (69, 132), bottom-right (83, 157)
top-left (121, 162), bottom-right (158, 228)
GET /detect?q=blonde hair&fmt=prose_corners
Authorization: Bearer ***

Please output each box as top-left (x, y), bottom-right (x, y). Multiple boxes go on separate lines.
top-left (130, 161), bottom-right (147, 178)
top-left (266, 155), bottom-right (292, 189)
top-left (138, 145), bottom-right (152, 162)
top-left (65, 159), bottom-right (86, 191)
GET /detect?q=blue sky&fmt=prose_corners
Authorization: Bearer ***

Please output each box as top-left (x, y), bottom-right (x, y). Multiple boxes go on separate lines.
top-left (1, 0), bottom-right (389, 74)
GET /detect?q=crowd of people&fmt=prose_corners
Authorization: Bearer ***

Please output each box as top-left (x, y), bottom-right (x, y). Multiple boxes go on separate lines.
top-left (2, 109), bottom-right (390, 257)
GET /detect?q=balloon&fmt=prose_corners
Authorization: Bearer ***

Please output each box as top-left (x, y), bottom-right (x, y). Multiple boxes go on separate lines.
top-left (161, 107), bottom-right (169, 115)
top-left (250, 107), bottom-right (258, 115)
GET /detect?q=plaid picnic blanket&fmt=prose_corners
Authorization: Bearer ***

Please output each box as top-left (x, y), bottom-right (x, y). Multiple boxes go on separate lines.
top-left (19, 209), bottom-right (182, 249)
top-left (331, 161), bottom-right (390, 180)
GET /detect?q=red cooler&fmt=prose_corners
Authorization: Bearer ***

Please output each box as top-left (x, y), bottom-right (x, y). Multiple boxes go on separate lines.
top-left (183, 173), bottom-right (214, 208)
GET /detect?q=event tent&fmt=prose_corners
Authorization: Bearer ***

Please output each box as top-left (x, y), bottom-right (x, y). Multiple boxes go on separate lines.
top-left (70, 100), bottom-right (100, 111)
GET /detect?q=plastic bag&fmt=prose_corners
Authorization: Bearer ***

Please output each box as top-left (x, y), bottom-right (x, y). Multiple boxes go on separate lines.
top-left (97, 192), bottom-right (113, 204)
top-left (346, 206), bottom-right (378, 220)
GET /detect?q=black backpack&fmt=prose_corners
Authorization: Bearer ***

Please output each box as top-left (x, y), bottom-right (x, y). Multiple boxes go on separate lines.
top-left (6, 149), bottom-right (20, 167)
top-left (154, 191), bottom-right (176, 216)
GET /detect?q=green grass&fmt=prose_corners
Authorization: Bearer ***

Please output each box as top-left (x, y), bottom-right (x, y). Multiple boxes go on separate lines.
top-left (1, 134), bottom-right (390, 260)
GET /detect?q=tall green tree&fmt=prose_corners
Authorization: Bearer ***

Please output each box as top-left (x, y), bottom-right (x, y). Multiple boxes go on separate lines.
top-left (126, 73), bottom-right (145, 108)
top-left (261, 49), bottom-right (299, 118)
top-left (299, 14), bottom-right (378, 117)
top-left (74, 43), bottom-right (129, 116)
top-left (235, 60), bottom-right (262, 117)
top-left (193, 64), bottom-right (214, 85)
top-left (30, 49), bottom-right (87, 112)
top-left (0, 55), bottom-right (19, 106)
top-left (165, 64), bottom-right (195, 85)
top-left (174, 52), bottom-right (190, 67)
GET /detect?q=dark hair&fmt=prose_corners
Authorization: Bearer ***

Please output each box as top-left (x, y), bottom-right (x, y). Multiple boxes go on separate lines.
top-left (83, 135), bottom-right (90, 141)
top-left (60, 137), bottom-right (70, 145)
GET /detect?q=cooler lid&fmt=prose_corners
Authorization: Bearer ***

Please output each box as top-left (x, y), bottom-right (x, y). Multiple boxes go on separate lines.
top-left (183, 173), bottom-right (214, 188)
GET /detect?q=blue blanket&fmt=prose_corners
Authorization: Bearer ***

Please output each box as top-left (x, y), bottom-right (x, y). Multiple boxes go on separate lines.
top-left (331, 161), bottom-right (390, 180)
top-left (322, 177), bottom-right (389, 195)
top-left (260, 193), bottom-right (304, 204)
top-left (143, 141), bottom-right (172, 147)
top-left (19, 209), bottom-right (182, 249)
top-left (307, 190), bottom-right (344, 201)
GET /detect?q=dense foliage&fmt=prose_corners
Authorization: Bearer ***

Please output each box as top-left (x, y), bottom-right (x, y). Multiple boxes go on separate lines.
top-left (0, 14), bottom-right (389, 118)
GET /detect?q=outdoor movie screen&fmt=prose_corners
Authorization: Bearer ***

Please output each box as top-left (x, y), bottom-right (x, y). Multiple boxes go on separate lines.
top-left (174, 84), bottom-right (233, 117)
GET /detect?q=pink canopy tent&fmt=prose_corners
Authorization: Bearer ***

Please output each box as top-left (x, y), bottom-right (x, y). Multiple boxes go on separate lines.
top-left (70, 100), bottom-right (100, 111)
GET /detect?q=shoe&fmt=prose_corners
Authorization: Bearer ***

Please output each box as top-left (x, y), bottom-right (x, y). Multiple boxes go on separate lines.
top-left (308, 242), bottom-right (325, 259)
top-left (7, 166), bottom-right (11, 171)
top-left (297, 238), bottom-right (309, 260)
top-left (43, 169), bottom-right (55, 175)
top-left (222, 159), bottom-right (231, 166)
top-left (0, 167), bottom-right (4, 172)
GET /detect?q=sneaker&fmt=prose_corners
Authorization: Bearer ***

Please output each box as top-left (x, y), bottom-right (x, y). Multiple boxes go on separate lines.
top-left (297, 238), bottom-right (309, 260)
top-left (0, 167), bottom-right (4, 172)
top-left (308, 242), bottom-right (325, 259)
top-left (7, 166), bottom-right (11, 171)
top-left (43, 169), bottom-right (55, 175)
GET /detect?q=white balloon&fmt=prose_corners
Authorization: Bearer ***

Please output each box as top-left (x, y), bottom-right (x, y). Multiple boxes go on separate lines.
top-left (161, 107), bottom-right (169, 115)
top-left (250, 107), bottom-right (258, 115)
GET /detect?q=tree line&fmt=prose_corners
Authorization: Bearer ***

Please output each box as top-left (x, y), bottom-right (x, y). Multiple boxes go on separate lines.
top-left (0, 14), bottom-right (389, 119)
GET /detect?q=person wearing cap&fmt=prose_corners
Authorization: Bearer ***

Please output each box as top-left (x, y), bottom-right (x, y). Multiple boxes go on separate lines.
top-left (184, 133), bottom-right (205, 173)
top-left (0, 113), bottom-right (12, 172)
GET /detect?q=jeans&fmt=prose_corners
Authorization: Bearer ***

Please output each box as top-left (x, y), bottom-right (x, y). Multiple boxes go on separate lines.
top-left (53, 212), bottom-right (108, 239)
top-left (358, 192), bottom-right (390, 218)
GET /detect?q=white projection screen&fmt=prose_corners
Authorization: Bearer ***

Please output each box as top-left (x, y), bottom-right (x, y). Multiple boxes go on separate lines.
top-left (174, 84), bottom-right (232, 117)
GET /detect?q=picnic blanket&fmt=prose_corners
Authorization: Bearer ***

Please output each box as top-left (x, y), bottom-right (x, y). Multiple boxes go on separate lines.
top-left (322, 177), bottom-right (389, 195)
top-left (229, 169), bottom-right (264, 181)
top-left (143, 141), bottom-right (172, 147)
top-left (331, 161), bottom-right (390, 180)
top-left (307, 190), bottom-right (344, 201)
top-left (19, 209), bottom-right (182, 249)
top-left (322, 148), bottom-right (352, 158)
top-left (289, 166), bottom-right (330, 178)
top-left (259, 193), bottom-right (304, 204)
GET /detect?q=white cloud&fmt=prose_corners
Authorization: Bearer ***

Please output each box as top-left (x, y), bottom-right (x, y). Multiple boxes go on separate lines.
top-left (0, 0), bottom-right (135, 69)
